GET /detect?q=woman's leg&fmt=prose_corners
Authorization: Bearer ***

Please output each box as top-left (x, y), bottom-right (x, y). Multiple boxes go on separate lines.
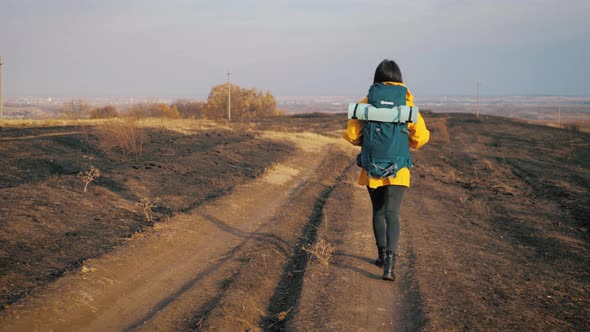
top-left (383, 185), bottom-right (406, 254)
top-left (367, 186), bottom-right (387, 248)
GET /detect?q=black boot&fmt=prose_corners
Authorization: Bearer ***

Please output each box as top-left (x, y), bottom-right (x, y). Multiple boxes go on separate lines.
top-left (383, 251), bottom-right (396, 281)
top-left (375, 246), bottom-right (386, 267)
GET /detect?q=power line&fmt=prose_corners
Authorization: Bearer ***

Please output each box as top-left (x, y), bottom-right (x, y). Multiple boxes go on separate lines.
top-left (227, 70), bottom-right (231, 121)
top-left (557, 95), bottom-right (561, 128)
top-left (0, 56), bottom-right (3, 120)
top-left (476, 80), bottom-right (480, 119)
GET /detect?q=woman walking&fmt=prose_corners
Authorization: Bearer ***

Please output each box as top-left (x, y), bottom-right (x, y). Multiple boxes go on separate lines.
top-left (343, 59), bottom-right (430, 281)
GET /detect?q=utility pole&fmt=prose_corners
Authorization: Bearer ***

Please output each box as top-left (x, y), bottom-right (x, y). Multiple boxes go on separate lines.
top-left (557, 95), bottom-right (561, 128)
top-left (227, 70), bottom-right (231, 121)
top-left (0, 56), bottom-right (4, 120)
top-left (476, 80), bottom-right (480, 119)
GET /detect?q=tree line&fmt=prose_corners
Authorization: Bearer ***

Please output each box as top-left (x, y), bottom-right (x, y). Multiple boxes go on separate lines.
top-left (61, 83), bottom-right (283, 120)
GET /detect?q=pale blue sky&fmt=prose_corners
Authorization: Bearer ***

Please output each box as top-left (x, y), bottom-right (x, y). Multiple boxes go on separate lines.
top-left (1, 0), bottom-right (589, 97)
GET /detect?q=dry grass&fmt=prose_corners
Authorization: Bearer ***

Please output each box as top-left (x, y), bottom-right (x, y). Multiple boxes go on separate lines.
top-left (470, 198), bottom-right (488, 216)
top-left (134, 118), bottom-right (231, 134)
top-left (302, 239), bottom-right (335, 266)
top-left (0, 118), bottom-right (105, 128)
top-left (481, 158), bottom-right (494, 171)
top-left (259, 131), bottom-right (339, 153)
top-left (0, 117), bottom-right (230, 133)
top-left (277, 307), bottom-right (294, 323)
top-left (428, 119), bottom-right (450, 144)
top-left (447, 169), bottom-right (459, 182)
top-left (459, 194), bottom-right (469, 204)
top-left (94, 119), bottom-right (147, 160)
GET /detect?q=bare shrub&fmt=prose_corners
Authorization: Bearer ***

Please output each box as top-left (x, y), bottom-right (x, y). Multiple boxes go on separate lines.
top-left (171, 99), bottom-right (206, 118)
top-left (78, 165), bottom-right (100, 193)
top-left (137, 197), bottom-right (160, 223)
top-left (61, 99), bottom-right (92, 141)
top-left (302, 238), bottom-right (335, 266)
top-left (61, 99), bottom-right (91, 120)
top-left (95, 119), bottom-right (146, 160)
top-left (90, 105), bottom-right (119, 119)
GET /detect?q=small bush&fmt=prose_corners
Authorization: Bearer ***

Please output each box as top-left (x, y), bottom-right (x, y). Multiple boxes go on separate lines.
top-left (151, 103), bottom-right (181, 119)
top-left (126, 102), bottom-right (181, 119)
top-left (90, 106), bottom-right (119, 119)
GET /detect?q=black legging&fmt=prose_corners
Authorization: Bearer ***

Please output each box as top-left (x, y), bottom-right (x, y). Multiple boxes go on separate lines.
top-left (367, 185), bottom-right (406, 253)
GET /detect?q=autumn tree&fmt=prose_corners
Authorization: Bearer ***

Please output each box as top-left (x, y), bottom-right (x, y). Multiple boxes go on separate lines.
top-left (127, 103), bottom-right (150, 118)
top-left (171, 99), bottom-right (206, 118)
top-left (150, 103), bottom-right (181, 118)
top-left (203, 83), bottom-right (280, 120)
top-left (90, 105), bottom-right (119, 119)
top-left (127, 102), bottom-right (180, 118)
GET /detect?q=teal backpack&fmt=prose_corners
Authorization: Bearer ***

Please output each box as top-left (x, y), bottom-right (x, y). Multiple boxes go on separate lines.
top-left (348, 83), bottom-right (418, 178)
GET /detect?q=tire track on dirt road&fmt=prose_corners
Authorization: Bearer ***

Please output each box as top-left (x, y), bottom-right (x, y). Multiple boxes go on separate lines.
top-left (0, 134), bottom-right (341, 332)
top-left (260, 164), bottom-right (352, 330)
top-left (290, 166), bottom-right (427, 331)
top-left (190, 144), bottom-right (356, 330)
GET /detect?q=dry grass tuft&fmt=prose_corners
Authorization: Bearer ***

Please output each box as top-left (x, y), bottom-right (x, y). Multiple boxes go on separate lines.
top-left (470, 198), bottom-right (488, 216)
top-left (277, 307), bottom-right (294, 322)
top-left (481, 158), bottom-right (494, 171)
top-left (447, 169), bottom-right (459, 183)
top-left (302, 238), bottom-right (335, 266)
top-left (428, 119), bottom-right (450, 144)
top-left (459, 194), bottom-right (469, 204)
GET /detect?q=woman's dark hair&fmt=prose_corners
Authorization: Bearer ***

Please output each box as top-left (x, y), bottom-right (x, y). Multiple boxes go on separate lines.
top-left (373, 59), bottom-right (403, 84)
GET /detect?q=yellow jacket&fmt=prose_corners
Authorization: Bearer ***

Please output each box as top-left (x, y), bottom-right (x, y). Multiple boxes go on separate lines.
top-left (342, 82), bottom-right (430, 188)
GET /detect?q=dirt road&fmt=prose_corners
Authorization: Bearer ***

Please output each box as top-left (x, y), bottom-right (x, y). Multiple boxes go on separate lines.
top-left (1, 132), bottom-right (416, 331)
top-left (289, 176), bottom-right (426, 331)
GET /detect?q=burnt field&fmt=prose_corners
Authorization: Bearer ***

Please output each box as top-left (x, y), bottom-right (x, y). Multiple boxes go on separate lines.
top-left (0, 113), bottom-right (588, 331)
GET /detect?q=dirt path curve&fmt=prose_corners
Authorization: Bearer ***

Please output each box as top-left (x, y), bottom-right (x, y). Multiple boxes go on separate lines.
top-left (0, 131), bottom-right (81, 141)
top-left (0, 133), bottom-right (338, 331)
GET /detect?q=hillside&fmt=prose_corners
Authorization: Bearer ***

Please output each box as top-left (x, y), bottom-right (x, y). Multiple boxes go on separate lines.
top-left (0, 113), bottom-right (588, 331)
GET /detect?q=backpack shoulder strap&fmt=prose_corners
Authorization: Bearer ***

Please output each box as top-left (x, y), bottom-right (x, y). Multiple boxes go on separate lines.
top-left (351, 103), bottom-right (360, 119)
